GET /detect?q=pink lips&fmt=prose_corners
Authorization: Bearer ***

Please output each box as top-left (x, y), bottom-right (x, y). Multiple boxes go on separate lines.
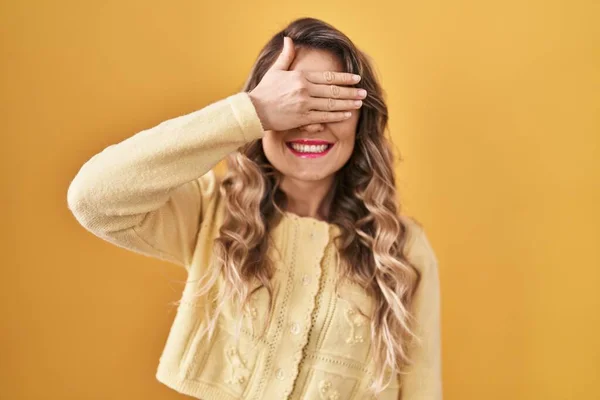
top-left (286, 139), bottom-right (334, 159)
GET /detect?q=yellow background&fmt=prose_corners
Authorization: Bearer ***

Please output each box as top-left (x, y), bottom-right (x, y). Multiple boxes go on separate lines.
top-left (1, 0), bottom-right (598, 399)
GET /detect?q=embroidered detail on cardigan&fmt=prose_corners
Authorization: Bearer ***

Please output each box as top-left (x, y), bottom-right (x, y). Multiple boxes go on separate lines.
top-left (245, 306), bottom-right (258, 319)
top-left (344, 306), bottom-right (367, 345)
top-left (242, 295), bottom-right (258, 336)
top-left (224, 345), bottom-right (250, 385)
top-left (318, 379), bottom-right (341, 400)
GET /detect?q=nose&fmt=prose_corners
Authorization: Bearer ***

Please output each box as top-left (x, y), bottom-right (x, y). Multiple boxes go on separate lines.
top-left (298, 123), bottom-right (325, 133)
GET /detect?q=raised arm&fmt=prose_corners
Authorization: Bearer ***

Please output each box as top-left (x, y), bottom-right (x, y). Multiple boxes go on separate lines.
top-left (67, 36), bottom-right (366, 271)
top-left (67, 92), bottom-right (265, 270)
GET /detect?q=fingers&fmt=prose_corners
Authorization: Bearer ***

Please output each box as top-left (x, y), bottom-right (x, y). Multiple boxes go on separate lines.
top-left (308, 97), bottom-right (364, 112)
top-left (303, 75), bottom-right (367, 116)
top-left (304, 110), bottom-right (354, 125)
top-left (304, 70), bottom-right (361, 85)
top-left (270, 36), bottom-right (296, 71)
top-left (307, 82), bottom-right (367, 100)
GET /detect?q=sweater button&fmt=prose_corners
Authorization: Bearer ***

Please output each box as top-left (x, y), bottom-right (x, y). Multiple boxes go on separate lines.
top-left (290, 322), bottom-right (300, 335)
top-left (275, 368), bottom-right (285, 380)
top-left (301, 274), bottom-right (311, 286)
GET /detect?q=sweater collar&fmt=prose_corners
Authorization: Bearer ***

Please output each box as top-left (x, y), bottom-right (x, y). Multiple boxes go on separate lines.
top-left (281, 211), bottom-right (341, 238)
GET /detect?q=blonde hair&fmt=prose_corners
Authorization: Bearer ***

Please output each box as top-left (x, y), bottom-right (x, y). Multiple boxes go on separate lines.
top-left (186, 17), bottom-right (421, 396)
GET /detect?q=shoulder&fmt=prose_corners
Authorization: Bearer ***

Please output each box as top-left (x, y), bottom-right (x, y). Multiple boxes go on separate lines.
top-left (399, 214), bottom-right (439, 275)
top-left (195, 168), bottom-right (227, 209)
top-left (197, 168), bottom-right (221, 195)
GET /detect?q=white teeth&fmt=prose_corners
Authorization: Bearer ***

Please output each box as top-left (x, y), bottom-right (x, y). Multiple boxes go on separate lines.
top-left (290, 143), bottom-right (329, 153)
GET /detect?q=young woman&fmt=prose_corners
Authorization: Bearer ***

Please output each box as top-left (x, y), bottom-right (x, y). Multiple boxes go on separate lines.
top-left (67, 17), bottom-right (441, 400)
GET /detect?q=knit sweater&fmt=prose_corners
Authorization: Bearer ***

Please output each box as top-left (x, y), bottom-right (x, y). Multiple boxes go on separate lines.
top-left (66, 92), bottom-right (442, 400)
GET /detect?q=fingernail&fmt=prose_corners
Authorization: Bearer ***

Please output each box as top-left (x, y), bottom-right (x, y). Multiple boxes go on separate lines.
top-left (353, 75), bottom-right (361, 82)
top-left (345, 111), bottom-right (352, 117)
top-left (358, 89), bottom-right (367, 97)
top-left (354, 100), bottom-right (362, 107)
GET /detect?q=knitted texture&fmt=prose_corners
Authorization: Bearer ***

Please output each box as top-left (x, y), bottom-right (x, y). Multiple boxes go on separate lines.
top-left (67, 92), bottom-right (442, 400)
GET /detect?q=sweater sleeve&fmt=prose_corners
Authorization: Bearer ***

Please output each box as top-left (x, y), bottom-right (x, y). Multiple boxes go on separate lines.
top-left (66, 92), bottom-right (265, 270)
top-left (400, 226), bottom-right (443, 400)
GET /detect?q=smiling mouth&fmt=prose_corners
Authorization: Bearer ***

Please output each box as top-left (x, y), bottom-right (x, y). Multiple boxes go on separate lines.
top-left (285, 140), bottom-right (334, 158)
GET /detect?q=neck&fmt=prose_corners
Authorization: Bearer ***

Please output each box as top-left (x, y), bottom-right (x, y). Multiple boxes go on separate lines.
top-left (280, 175), bottom-right (336, 221)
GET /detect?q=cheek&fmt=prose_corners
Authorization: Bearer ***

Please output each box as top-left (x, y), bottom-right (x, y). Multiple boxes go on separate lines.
top-left (332, 122), bottom-right (357, 151)
top-left (262, 131), bottom-right (280, 149)
top-left (261, 131), bottom-right (286, 165)
top-left (335, 125), bottom-right (358, 166)
top-left (332, 111), bottom-right (359, 138)
top-left (337, 138), bottom-right (356, 164)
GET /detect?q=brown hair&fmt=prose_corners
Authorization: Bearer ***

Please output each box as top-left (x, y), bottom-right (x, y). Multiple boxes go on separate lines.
top-left (194, 17), bottom-right (420, 396)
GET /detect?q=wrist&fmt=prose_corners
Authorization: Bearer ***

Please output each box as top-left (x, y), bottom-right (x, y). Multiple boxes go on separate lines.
top-left (247, 90), bottom-right (271, 131)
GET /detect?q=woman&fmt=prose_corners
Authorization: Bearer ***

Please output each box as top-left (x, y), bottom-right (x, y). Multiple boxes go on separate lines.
top-left (67, 17), bottom-right (441, 400)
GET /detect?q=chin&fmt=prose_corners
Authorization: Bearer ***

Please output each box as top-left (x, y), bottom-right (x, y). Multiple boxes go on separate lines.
top-left (289, 169), bottom-right (336, 182)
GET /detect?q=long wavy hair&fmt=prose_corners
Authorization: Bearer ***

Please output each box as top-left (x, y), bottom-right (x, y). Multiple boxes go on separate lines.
top-left (187, 17), bottom-right (421, 396)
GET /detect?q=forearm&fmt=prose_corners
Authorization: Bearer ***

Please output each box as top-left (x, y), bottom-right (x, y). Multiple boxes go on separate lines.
top-left (67, 91), bottom-right (265, 231)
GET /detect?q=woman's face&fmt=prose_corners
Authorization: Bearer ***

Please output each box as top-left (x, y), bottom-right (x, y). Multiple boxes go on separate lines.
top-left (261, 47), bottom-right (360, 183)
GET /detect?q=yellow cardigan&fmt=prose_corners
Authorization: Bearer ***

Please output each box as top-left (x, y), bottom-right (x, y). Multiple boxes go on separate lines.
top-left (67, 92), bottom-right (442, 400)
